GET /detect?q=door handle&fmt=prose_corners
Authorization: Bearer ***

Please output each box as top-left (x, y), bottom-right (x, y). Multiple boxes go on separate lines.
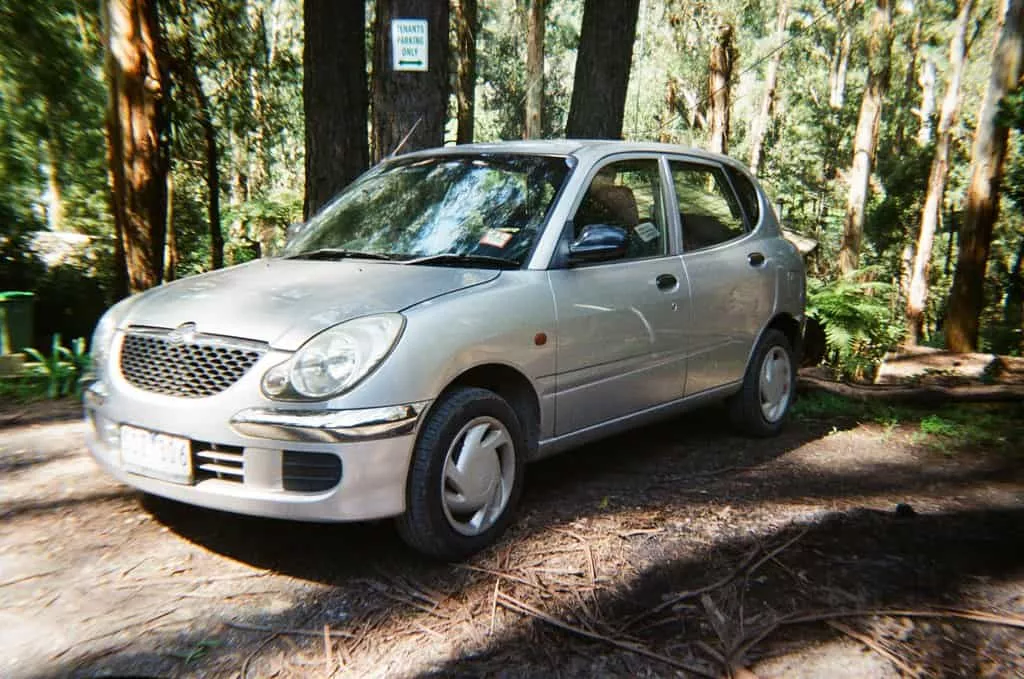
top-left (655, 274), bottom-right (677, 291)
top-left (748, 252), bottom-right (766, 267)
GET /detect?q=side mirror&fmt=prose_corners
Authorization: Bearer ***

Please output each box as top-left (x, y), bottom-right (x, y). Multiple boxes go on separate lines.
top-left (568, 224), bottom-right (628, 264)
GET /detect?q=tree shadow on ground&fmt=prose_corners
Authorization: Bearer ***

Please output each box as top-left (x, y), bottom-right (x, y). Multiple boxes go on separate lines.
top-left (419, 506), bottom-right (1024, 677)
top-left (36, 404), bottom-right (1024, 678)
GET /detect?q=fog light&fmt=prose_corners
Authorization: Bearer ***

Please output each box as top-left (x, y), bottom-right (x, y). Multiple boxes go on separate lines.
top-left (93, 414), bottom-right (121, 448)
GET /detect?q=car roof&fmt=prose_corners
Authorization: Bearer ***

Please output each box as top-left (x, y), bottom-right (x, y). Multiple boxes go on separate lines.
top-left (398, 139), bottom-right (745, 170)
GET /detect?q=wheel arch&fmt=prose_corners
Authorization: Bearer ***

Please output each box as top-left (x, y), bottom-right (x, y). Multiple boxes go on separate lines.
top-left (435, 363), bottom-right (542, 457)
top-left (750, 313), bottom-right (803, 367)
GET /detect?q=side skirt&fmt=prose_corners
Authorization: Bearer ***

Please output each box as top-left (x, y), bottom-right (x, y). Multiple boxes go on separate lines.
top-left (532, 382), bottom-right (741, 461)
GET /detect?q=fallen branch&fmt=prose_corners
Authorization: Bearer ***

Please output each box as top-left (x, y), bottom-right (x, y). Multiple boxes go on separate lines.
top-left (798, 375), bottom-right (1024, 403)
top-left (498, 592), bottom-right (717, 677)
top-left (628, 528), bottom-right (808, 627)
top-left (826, 620), bottom-right (917, 676)
top-left (225, 621), bottom-right (355, 639)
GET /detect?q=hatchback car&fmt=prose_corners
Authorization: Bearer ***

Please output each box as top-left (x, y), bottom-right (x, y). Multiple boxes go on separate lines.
top-left (84, 141), bottom-right (805, 560)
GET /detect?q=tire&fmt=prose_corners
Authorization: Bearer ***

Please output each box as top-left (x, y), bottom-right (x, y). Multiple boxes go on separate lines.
top-left (396, 387), bottom-right (526, 560)
top-left (728, 329), bottom-right (796, 437)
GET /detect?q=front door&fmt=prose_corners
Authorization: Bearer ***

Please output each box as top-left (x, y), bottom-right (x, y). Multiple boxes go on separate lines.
top-left (549, 157), bottom-right (690, 436)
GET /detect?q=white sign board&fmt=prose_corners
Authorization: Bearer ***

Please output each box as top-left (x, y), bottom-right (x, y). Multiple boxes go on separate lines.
top-left (392, 19), bottom-right (428, 72)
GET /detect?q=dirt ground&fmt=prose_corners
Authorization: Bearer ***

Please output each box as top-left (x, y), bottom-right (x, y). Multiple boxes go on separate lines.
top-left (1, 396), bottom-right (1022, 679)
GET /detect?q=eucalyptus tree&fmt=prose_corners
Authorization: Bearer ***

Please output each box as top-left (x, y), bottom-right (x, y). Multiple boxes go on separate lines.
top-left (905, 0), bottom-right (975, 344)
top-left (946, 0), bottom-right (1024, 350)
top-left (838, 0), bottom-right (894, 276)
top-left (303, 0), bottom-right (368, 217)
top-left (102, 0), bottom-right (171, 294)
top-left (524, 0), bottom-right (545, 139)
top-left (371, 0), bottom-right (450, 161)
top-left (565, 0), bottom-right (640, 139)
top-left (454, 0), bottom-right (478, 143)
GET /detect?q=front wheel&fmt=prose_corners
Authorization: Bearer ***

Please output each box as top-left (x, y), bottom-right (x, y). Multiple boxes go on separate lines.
top-left (396, 387), bottom-right (525, 560)
top-left (728, 329), bottom-right (795, 437)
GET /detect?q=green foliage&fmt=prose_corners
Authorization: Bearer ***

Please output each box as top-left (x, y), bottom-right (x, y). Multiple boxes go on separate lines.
top-left (806, 273), bottom-right (904, 380)
top-left (793, 393), bottom-right (1023, 456)
top-left (22, 334), bottom-right (89, 399)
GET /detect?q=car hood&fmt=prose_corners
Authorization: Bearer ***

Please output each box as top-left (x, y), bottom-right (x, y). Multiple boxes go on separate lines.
top-left (120, 259), bottom-right (500, 350)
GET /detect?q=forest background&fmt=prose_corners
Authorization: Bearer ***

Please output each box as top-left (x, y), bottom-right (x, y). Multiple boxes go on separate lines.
top-left (2, 0), bottom-right (1023, 384)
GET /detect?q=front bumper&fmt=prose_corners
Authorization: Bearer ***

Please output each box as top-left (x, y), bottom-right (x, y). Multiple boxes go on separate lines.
top-left (84, 381), bottom-right (429, 523)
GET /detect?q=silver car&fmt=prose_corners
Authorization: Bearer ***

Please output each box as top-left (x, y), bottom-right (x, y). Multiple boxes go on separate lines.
top-left (85, 141), bottom-right (805, 559)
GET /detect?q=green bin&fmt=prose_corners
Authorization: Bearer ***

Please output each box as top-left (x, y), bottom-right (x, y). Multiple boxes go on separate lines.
top-left (0, 291), bottom-right (35, 355)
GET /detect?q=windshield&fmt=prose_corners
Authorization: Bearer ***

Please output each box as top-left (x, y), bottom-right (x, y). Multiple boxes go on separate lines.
top-left (284, 154), bottom-right (572, 267)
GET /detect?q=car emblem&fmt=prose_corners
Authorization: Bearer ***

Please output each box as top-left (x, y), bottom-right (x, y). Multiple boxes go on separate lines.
top-left (167, 322), bottom-right (198, 344)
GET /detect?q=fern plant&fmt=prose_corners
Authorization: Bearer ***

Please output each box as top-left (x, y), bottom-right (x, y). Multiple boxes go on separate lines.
top-left (806, 276), bottom-right (904, 381)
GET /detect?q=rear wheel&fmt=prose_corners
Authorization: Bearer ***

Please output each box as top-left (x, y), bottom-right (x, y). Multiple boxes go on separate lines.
top-left (396, 387), bottom-right (525, 560)
top-left (728, 329), bottom-right (795, 437)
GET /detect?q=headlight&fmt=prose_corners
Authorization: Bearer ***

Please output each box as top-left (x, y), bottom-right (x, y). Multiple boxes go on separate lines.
top-left (262, 313), bottom-right (405, 400)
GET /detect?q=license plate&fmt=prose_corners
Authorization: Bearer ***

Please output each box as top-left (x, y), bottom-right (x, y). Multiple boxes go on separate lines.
top-left (120, 425), bottom-right (193, 484)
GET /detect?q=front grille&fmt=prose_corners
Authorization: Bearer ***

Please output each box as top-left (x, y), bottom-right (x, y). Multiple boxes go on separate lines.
top-left (283, 451), bottom-right (343, 492)
top-left (119, 328), bottom-right (266, 398)
top-left (193, 443), bottom-right (245, 483)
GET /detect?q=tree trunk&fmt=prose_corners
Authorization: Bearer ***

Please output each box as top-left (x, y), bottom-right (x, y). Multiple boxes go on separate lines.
top-left (892, 19), bottom-right (920, 153)
top-left (164, 170), bottom-right (177, 281)
top-left (946, 0), bottom-right (1024, 351)
top-left (454, 0), bottom-right (477, 144)
top-left (371, 0), bottom-right (449, 162)
top-left (828, 8), bottom-right (853, 110)
top-left (1004, 236), bottom-right (1024, 350)
top-left (524, 0), bottom-right (544, 139)
top-left (102, 0), bottom-right (170, 294)
top-left (707, 22), bottom-right (735, 155)
top-left (748, 0), bottom-right (789, 175)
top-left (565, 0), bottom-right (640, 139)
top-left (905, 0), bottom-right (974, 345)
top-left (838, 0), bottom-right (893, 277)
top-left (916, 58), bottom-right (937, 146)
top-left (45, 134), bottom-right (65, 232)
top-left (303, 0), bottom-right (369, 217)
top-left (177, 8), bottom-right (224, 270)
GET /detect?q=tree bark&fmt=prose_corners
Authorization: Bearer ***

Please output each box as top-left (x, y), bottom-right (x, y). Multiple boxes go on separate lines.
top-left (748, 0), bottom-right (789, 175)
top-left (102, 0), bottom-right (171, 294)
top-left (916, 58), bottom-right (937, 146)
top-left (1004, 236), bottom-right (1024, 349)
top-left (838, 0), bottom-right (893, 277)
top-left (828, 4), bottom-right (853, 110)
top-left (905, 0), bottom-right (973, 345)
top-left (304, 0), bottom-right (369, 217)
top-left (164, 170), bottom-right (177, 281)
top-left (565, 0), bottom-right (640, 139)
top-left (946, 0), bottom-right (1024, 351)
top-left (454, 0), bottom-right (477, 144)
top-left (524, 0), bottom-right (544, 139)
top-left (371, 0), bottom-right (449, 162)
top-left (707, 22), bottom-right (735, 155)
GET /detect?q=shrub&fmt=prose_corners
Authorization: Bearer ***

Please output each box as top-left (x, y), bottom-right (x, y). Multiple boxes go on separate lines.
top-left (806, 275), bottom-right (904, 381)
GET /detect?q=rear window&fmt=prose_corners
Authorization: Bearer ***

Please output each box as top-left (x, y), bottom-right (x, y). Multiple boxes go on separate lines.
top-left (724, 166), bottom-right (761, 226)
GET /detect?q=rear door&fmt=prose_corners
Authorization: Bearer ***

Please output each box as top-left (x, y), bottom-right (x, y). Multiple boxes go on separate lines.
top-left (668, 157), bottom-right (774, 396)
top-left (549, 156), bottom-right (690, 435)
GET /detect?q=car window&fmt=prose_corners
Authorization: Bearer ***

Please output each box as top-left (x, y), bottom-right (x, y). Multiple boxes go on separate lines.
top-left (572, 159), bottom-right (667, 260)
top-left (670, 161), bottom-right (747, 251)
top-left (284, 154), bottom-right (571, 266)
top-left (724, 165), bottom-right (760, 225)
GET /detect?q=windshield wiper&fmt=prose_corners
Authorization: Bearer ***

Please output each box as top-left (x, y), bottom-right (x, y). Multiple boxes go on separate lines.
top-left (403, 253), bottom-right (520, 269)
top-left (287, 248), bottom-right (392, 261)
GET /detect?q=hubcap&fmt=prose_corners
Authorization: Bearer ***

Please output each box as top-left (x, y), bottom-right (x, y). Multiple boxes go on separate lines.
top-left (759, 346), bottom-right (792, 423)
top-left (441, 416), bottom-right (516, 536)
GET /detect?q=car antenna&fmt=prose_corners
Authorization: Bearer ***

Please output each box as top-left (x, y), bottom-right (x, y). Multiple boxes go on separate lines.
top-left (389, 117), bottom-right (423, 158)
